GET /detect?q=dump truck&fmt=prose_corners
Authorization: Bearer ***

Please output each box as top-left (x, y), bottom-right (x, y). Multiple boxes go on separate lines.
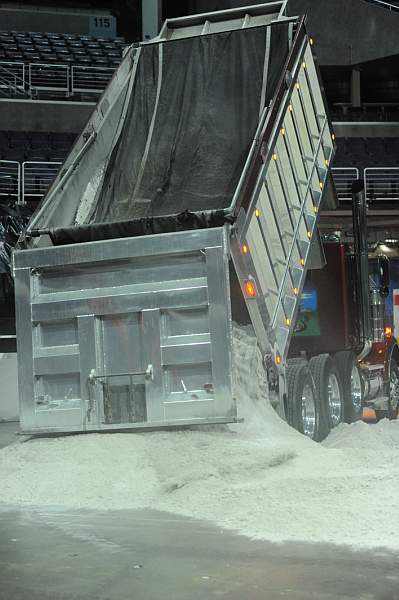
top-left (13, 2), bottom-right (397, 441)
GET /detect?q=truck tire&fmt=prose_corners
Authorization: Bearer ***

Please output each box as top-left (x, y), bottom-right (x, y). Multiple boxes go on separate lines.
top-left (388, 358), bottom-right (399, 419)
top-left (334, 351), bottom-right (363, 423)
top-left (286, 362), bottom-right (319, 441)
top-left (376, 358), bottom-right (399, 421)
top-left (309, 354), bottom-right (344, 439)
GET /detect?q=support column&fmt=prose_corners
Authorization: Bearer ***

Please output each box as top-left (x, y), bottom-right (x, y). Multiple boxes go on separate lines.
top-left (142, 0), bottom-right (162, 41)
top-left (350, 68), bottom-right (361, 108)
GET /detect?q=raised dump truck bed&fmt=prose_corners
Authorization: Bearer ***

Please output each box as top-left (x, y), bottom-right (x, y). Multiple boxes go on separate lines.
top-left (14, 4), bottom-right (335, 435)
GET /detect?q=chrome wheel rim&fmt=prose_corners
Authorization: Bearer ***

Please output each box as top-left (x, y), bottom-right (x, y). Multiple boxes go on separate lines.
top-left (390, 369), bottom-right (399, 413)
top-left (350, 365), bottom-right (362, 411)
top-left (327, 373), bottom-right (342, 427)
top-left (301, 383), bottom-right (316, 438)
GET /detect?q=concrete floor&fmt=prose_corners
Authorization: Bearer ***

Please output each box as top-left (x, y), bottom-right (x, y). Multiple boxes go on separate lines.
top-left (1, 423), bottom-right (399, 600)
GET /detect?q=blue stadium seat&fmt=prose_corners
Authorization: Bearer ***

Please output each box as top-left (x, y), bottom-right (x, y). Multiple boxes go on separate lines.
top-left (5, 51), bottom-right (23, 59)
top-left (19, 44), bottom-right (35, 52)
top-left (24, 53), bottom-right (41, 61)
top-left (30, 133), bottom-right (50, 149)
top-left (52, 40), bottom-right (67, 47)
top-left (44, 55), bottom-right (59, 63)
top-left (88, 48), bottom-right (104, 56)
top-left (74, 58), bottom-right (90, 67)
top-left (93, 57), bottom-right (108, 66)
top-left (4, 148), bottom-right (24, 161)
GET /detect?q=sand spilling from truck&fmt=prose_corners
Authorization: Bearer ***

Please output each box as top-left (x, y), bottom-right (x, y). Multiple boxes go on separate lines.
top-left (1, 327), bottom-right (399, 551)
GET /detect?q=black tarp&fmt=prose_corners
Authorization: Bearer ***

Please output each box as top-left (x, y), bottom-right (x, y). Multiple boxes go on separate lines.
top-left (48, 210), bottom-right (235, 246)
top-left (93, 24), bottom-right (288, 223)
top-left (44, 22), bottom-right (289, 244)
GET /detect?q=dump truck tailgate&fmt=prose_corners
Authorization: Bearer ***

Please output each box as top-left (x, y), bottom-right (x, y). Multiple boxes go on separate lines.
top-left (14, 227), bottom-right (236, 433)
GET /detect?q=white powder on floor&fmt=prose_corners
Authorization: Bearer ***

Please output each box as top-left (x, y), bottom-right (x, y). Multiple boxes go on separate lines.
top-left (1, 327), bottom-right (399, 551)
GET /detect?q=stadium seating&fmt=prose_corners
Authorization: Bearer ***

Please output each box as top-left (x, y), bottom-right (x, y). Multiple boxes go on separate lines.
top-left (0, 131), bottom-right (76, 163)
top-left (334, 137), bottom-right (399, 170)
top-left (0, 31), bottom-right (126, 68)
top-left (332, 137), bottom-right (399, 205)
top-left (0, 132), bottom-right (77, 205)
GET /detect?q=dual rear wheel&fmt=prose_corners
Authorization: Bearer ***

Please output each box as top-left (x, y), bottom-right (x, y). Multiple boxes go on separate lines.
top-left (375, 358), bottom-right (399, 421)
top-left (286, 361), bottom-right (318, 439)
top-left (286, 352), bottom-right (363, 441)
top-left (388, 360), bottom-right (399, 419)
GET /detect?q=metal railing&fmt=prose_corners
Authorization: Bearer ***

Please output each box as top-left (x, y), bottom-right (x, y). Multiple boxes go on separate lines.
top-left (0, 160), bottom-right (20, 199)
top-left (1, 160), bottom-right (399, 206)
top-left (364, 167), bottom-right (399, 202)
top-left (363, 0), bottom-right (399, 11)
top-left (71, 65), bottom-right (115, 94)
top-left (0, 60), bottom-right (118, 98)
top-left (22, 161), bottom-right (62, 204)
top-left (0, 62), bottom-right (26, 97)
top-left (331, 167), bottom-right (359, 202)
top-left (28, 63), bottom-right (69, 95)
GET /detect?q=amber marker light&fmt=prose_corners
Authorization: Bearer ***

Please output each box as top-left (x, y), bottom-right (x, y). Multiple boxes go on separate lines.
top-left (242, 243), bottom-right (248, 255)
top-left (293, 287), bottom-right (299, 296)
top-left (285, 318), bottom-right (291, 326)
top-left (310, 37), bottom-right (314, 46)
top-left (385, 326), bottom-right (392, 339)
top-left (307, 231), bottom-right (312, 240)
top-left (273, 152), bottom-right (277, 161)
top-left (244, 280), bottom-right (257, 298)
top-left (276, 354), bottom-right (282, 365)
top-left (300, 258), bottom-right (305, 267)
top-left (255, 208), bottom-right (260, 218)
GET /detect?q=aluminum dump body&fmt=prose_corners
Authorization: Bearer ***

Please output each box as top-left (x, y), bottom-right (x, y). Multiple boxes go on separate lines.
top-left (14, 228), bottom-right (236, 433)
top-left (14, 4), bottom-right (335, 434)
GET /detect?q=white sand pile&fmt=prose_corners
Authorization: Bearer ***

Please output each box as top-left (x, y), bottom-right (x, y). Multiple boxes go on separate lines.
top-left (1, 327), bottom-right (399, 551)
